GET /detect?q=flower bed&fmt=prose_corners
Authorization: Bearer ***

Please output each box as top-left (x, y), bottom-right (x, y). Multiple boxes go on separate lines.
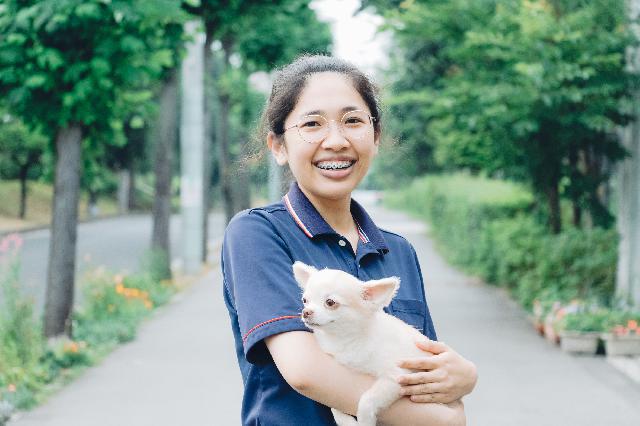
top-left (0, 234), bottom-right (177, 423)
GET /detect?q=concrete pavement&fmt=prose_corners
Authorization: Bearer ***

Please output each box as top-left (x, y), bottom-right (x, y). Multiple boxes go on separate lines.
top-left (9, 201), bottom-right (640, 425)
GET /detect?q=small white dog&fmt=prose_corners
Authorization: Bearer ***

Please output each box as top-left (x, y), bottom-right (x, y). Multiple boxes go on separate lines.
top-left (292, 261), bottom-right (432, 426)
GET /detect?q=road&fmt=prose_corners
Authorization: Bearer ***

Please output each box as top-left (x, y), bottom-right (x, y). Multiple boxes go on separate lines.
top-left (3, 213), bottom-right (225, 313)
top-left (8, 195), bottom-right (640, 425)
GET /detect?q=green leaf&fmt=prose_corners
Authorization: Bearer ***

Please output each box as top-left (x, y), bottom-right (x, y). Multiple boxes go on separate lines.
top-left (25, 74), bottom-right (47, 89)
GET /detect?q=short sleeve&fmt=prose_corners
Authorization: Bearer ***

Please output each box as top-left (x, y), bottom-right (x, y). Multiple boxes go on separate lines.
top-left (222, 210), bottom-right (308, 364)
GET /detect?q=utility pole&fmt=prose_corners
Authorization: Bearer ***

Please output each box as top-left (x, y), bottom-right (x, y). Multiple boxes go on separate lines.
top-left (616, 0), bottom-right (640, 308)
top-left (180, 21), bottom-right (205, 274)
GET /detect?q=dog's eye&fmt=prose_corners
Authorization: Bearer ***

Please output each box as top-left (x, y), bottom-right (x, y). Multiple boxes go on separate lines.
top-left (302, 297), bottom-right (307, 304)
top-left (325, 298), bottom-right (336, 307)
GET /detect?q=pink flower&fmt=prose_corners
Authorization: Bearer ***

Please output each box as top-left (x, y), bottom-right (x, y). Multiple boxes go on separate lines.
top-left (0, 233), bottom-right (24, 255)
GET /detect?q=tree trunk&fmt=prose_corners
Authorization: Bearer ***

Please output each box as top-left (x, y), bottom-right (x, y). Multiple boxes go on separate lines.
top-left (18, 166), bottom-right (28, 219)
top-left (127, 166), bottom-right (136, 211)
top-left (202, 28), bottom-right (214, 262)
top-left (545, 183), bottom-right (562, 234)
top-left (615, 0), bottom-right (640, 308)
top-left (44, 124), bottom-right (82, 338)
top-left (232, 132), bottom-right (252, 213)
top-left (87, 190), bottom-right (98, 218)
top-left (117, 170), bottom-right (130, 214)
top-left (219, 38), bottom-right (234, 225)
top-left (568, 146), bottom-right (581, 227)
top-left (151, 70), bottom-right (178, 281)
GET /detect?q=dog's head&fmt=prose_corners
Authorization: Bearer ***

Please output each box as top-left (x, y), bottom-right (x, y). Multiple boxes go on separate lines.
top-left (292, 261), bottom-right (400, 331)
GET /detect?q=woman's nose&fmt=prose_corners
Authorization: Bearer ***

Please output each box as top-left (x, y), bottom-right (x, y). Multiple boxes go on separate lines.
top-left (321, 121), bottom-right (349, 150)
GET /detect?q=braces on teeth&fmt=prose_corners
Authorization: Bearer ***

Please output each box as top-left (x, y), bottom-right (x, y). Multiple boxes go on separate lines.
top-left (317, 161), bottom-right (353, 170)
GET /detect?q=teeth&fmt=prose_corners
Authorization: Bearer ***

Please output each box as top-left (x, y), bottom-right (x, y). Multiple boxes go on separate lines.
top-left (316, 160), bottom-right (353, 170)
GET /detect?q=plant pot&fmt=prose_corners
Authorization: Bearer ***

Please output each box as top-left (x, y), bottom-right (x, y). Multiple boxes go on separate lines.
top-left (544, 322), bottom-right (560, 345)
top-left (601, 334), bottom-right (640, 356)
top-left (527, 315), bottom-right (545, 336)
top-left (559, 331), bottom-right (600, 355)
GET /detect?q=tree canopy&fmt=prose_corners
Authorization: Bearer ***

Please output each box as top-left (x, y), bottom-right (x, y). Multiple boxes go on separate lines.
top-left (371, 0), bottom-right (636, 231)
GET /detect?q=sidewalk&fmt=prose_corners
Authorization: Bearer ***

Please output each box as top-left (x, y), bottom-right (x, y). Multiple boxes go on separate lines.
top-left (9, 267), bottom-right (243, 426)
top-left (9, 202), bottom-right (640, 425)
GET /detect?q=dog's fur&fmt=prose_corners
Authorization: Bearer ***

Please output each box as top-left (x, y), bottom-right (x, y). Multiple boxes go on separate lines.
top-left (293, 262), bottom-right (431, 426)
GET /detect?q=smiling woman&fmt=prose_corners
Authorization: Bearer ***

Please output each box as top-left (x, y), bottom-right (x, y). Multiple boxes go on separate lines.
top-left (221, 55), bottom-right (475, 426)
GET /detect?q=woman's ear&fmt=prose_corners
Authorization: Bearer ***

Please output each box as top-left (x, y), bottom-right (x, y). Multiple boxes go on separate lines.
top-left (267, 131), bottom-right (288, 166)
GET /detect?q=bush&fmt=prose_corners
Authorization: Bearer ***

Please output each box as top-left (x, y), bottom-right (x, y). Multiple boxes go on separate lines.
top-left (557, 307), bottom-right (610, 333)
top-left (0, 234), bottom-right (45, 410)
top-left (385, 174), bottom-right (619, 312)
top-left (0, 235), bottom-right (178, 411)
top-left (386, 173), bottom-right (534, 272)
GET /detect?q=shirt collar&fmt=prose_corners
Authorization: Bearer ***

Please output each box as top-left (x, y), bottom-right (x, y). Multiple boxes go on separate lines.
top-left (283, 182), bottom-right (389, 254)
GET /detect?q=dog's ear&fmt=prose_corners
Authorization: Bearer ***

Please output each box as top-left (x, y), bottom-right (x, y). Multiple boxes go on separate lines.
top-left (292, 261), bottom-right (318, 290)
top-left (361, 277), bottom-right (400, 308)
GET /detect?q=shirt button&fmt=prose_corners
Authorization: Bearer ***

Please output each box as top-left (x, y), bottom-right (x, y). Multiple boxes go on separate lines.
top-left (338, 239), bottom-right (346, 247)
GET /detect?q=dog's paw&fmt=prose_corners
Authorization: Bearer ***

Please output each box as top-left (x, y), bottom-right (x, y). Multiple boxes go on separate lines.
top-left (331, 408), bottom-right (358, 426)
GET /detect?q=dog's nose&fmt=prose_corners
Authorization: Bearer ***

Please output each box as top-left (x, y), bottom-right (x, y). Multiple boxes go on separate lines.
top-left (302, 308), bottom-right (313, 319)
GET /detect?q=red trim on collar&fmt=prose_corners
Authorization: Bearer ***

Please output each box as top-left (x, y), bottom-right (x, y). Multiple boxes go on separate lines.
top-left (355, 220), bottom-right (369, 243)
top-left (284, 194), bottom-right (314, 238)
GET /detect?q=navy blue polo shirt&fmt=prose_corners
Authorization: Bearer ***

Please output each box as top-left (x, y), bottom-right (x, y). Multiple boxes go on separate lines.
top-left (222, 182), bottom-right (438, 426)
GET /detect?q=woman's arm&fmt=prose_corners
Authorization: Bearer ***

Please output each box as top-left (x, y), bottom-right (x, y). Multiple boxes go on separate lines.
top-left (266, 331), bottom-right (466, 426)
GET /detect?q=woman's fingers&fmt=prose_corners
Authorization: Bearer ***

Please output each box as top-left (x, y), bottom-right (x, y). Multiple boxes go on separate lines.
top-left (399, 381), bottom-right (446, 396)
top-left (415, 339), bottom-right (449, 355)
top-left (397, 370), bottom-right (444, 385)
top-left (397, 355), bottom-right (441, 371)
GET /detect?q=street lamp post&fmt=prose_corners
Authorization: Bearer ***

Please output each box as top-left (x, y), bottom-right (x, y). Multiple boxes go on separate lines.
top-left (180, 21), bottom-right (205, 274)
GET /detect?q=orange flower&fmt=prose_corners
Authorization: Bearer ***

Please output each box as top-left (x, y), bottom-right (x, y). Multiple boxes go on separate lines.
top-left (64, 341), bottom-right (79, 353)
top-left (7, 384), bottom-right (16, 392)
top-left (628, 320), bottom-right (638, 330)
top-left (115, 283), bottom-right (125, 294)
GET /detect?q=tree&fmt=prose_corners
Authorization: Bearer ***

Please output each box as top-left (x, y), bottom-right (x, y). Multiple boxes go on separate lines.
top-left (616, 0), bottom-right (640, 308)
top-left (0, 0), bottom-right (184, 337)
top-left (375, 0), bottom-right (634, 233)
top-left (182, 0), bottom-right (332, 252)
top-left (0, 111), bottom-right (46, 219)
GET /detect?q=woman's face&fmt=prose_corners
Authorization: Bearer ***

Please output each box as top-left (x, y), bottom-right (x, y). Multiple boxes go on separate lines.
top-left (269, 72), bottom-right (379, 204)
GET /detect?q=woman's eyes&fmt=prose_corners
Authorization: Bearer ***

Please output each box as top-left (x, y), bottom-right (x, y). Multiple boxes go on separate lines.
top-left (344, 117), bottom-right (364, 125)
top-left (300, 120), bottom-right (322, 128)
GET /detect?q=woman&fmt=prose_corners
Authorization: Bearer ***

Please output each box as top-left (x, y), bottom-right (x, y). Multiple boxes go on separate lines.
top-left (222, 55), bottom-right (477, 425)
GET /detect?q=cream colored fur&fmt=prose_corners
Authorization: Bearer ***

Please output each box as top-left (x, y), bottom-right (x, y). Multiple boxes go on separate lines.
top-left (293, 262), bottom-right (430, 426)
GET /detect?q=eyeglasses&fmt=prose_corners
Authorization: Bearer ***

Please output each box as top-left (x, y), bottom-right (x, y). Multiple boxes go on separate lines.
top-left (284, 109), bottom-right (375, 144)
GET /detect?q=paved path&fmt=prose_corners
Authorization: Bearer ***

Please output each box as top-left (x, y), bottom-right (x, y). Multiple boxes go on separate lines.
top-left (10, 201), bottom-right (640, 425)
top-left (2, 212), bottom-right (225, 313)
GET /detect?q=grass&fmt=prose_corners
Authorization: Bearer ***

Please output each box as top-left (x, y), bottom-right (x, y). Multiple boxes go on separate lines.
top-left (0, 180), bottom-right (119, 233)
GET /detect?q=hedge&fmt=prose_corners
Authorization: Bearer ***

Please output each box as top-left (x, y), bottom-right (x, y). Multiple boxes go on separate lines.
top-left (385, 174), bottom-right (618, 310)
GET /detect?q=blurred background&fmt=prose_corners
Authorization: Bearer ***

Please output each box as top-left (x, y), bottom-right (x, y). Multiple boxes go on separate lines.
top-left (1, 0), bottom-right (640, 425)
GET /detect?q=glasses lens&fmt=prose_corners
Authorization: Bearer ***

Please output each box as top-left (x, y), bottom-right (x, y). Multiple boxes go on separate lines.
top-left (341, 110), bottom-right (372, 141)
top-left (297, 114), bottom-right (328, 144)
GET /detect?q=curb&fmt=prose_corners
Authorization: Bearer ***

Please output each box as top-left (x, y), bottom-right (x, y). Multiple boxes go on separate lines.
top-left (0, 212), bottom-right (128, 237)
top-left (607, 356), bottom-right (640, 384)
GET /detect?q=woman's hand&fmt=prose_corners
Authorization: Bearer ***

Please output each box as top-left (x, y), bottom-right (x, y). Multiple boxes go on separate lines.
top-left (396, 338), bottom-right (477, 404)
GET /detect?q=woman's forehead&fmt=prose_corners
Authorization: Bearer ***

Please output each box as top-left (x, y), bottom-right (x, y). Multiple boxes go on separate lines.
top-left (292, 72), bottom-right (369, 116)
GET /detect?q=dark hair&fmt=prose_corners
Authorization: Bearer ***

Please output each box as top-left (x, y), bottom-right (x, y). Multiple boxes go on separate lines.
top-left (258, 55), bottom-right (382, 143)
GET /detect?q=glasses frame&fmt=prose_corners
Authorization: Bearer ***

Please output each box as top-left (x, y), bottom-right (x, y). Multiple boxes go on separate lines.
top-left (284, 109), bottom-right (376, 144)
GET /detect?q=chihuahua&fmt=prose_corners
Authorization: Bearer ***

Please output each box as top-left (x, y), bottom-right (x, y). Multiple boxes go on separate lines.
top-left (292, 261), bottom-right (432, 426)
